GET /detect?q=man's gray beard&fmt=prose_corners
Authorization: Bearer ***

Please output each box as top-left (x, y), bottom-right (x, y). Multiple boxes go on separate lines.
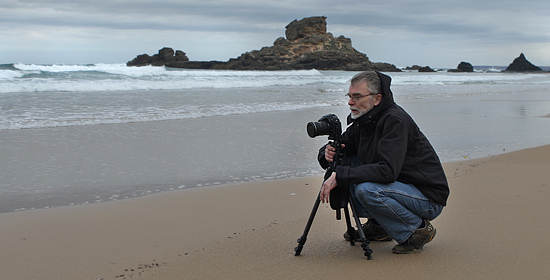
top-left (350, 110), bottom-right (367, 119)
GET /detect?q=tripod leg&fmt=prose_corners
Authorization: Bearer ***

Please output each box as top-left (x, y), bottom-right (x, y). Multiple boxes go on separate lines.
top-left (348, 199), bottom-right (373, 260)
top-left (294, 193), bottom-right (321, 256)
top-left (343, 207), bottom-right (356, 246)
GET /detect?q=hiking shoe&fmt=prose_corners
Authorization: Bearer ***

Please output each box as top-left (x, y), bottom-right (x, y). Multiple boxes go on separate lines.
top-left (344, 219), bottom-right (392, 242)
top-left (392, 220), bottom-right (436, 254)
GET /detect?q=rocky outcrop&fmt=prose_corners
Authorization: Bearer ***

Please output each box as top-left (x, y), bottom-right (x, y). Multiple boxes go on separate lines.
top-left (405, 65), bottom-right (435, 72)
top-left (504, 53), bottom-right (542, 72)
top-left (127, 16), bottom-right (400, 71)
top-left (448, 62), bottom-right (474, 72)
top-left (285, 16), bottom-right (327, 41)
top-left (418, 66), bottom-right (436, 72)
top-left (127, 47), bottom-right (189, 66)
top-left (404, 65), bottom-right (422, 71)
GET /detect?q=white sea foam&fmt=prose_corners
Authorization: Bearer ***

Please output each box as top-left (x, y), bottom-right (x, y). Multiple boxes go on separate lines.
top-left (0, 69), bottom-right (24, 80)
top-left (391, 72), bottom-right (539, 86)
top-left (0, 100), bottom-right (339, 130)
top-left (2, 64), bottom-right (327, 93)
top-left (1, 63), bottom-right (543, 94)
top-left (1, 64), bottom-right (549, 130)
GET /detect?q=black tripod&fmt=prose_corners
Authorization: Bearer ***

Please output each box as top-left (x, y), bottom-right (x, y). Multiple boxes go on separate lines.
top-left (294, 115), bottom-right (373, 259)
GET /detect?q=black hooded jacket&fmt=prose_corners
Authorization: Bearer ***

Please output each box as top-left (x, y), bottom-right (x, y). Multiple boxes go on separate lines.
top-left (319, 72), bottom-right (449, 206)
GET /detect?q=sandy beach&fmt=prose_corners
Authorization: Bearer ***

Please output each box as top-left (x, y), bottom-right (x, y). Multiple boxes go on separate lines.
top-left (1, 144), bottom-right (549, 280)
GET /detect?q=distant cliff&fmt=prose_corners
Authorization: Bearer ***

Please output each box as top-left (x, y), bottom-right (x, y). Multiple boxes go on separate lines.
top-left (127, 16), bottom-right (400, 72)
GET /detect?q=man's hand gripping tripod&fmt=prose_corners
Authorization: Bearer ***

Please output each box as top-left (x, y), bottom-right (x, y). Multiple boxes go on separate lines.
top-left (294, 114), bottom-right (372, 259)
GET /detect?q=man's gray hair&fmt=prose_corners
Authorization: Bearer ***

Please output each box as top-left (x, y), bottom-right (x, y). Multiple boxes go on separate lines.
top-left (351, 71), bottom-right (382, 95)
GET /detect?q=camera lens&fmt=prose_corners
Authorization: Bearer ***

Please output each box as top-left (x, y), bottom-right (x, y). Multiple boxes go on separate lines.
top-left (307, 121), bottom-right (331, 138)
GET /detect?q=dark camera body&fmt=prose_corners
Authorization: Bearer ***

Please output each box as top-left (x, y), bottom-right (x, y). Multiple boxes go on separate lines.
top-left (306, 114), bottom-right (342, 140)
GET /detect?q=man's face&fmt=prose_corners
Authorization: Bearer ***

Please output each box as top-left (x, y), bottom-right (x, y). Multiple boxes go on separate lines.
top-left (347, 81), bottom-right (382, 119)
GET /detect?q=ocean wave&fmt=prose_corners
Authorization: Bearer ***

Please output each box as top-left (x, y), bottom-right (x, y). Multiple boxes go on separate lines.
top-left (0, 63), bottom-right (18, 70)
top-left (0, 69), bottom-right (24, 80)
top-left (0, 100), bottom-right (341, 130)
top-left (391, 72), bottom-right (539, 86)
top-left (1, 64), bottom-right (329, 93)
top-left (2, 64), bottom-right (546, 94)
top-left (0, 77), bottom-right (332, 93)
top-left (2, 65), bottom-right (549, 131)
top-left (12, 63), bottom-right (324, 77)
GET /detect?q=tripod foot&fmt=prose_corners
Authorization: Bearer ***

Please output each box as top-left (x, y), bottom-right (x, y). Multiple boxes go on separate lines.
top-left (361, 241), bottom-right (373, 260)
top-left (294, 244), bottom-right (303, 256)
top-left (294, 237), bottom-right (306, 256)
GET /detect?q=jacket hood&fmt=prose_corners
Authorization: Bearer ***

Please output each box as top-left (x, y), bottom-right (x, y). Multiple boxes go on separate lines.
top-left (347, 71), bottom-right (396, 126)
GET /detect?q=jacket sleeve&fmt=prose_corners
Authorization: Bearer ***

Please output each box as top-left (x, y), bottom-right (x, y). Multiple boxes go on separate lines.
top-left (317, 143), bottom-right (330, 170)
top-left (335, 116), bottom-right (408, 186)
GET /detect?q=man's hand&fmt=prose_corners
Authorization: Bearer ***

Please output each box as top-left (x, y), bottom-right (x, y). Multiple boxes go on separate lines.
top-left (324, 144), bottom-right (345, 162)
top-left (320, 172), bottom-right (337, 203)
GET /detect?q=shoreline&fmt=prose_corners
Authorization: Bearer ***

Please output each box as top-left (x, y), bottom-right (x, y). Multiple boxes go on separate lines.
top-left (3, 97), bottom-right (550, 214)
top-left (2, 144), bottom-right (550, 279)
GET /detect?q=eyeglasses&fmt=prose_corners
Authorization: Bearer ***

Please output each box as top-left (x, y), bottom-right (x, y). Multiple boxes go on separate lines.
top-left (345, 93), bottom-right (377, 102)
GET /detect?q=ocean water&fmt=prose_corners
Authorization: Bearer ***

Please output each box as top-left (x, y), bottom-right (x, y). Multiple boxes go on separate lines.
top-left (1, 64), bottom-right (550, 212)
top-left (2, 63), bottom-right (549, 130)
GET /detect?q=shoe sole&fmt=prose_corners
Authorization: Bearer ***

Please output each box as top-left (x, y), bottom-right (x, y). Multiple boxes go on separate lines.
top-left (344, 234), bottom-right (393, 242)
top-left (372, 235), bottom-right (393, 242)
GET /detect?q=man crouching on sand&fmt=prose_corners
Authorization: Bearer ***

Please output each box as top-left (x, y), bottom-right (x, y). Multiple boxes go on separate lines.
top-left (318, 71), bottom-right (449, 254)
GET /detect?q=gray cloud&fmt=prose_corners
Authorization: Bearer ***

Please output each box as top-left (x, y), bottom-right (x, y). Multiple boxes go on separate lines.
top-left (1, 0), bottom-right (548, 66)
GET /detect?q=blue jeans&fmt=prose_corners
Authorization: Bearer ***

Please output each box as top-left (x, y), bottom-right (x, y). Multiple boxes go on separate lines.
top-left (350, 181), bottom-right (443, 243)
top-left (345, 158), bottom-right (443, 243)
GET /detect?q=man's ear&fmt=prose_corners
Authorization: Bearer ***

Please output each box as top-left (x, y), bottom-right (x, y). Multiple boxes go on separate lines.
top-left (374, 94), bottom-right (382, 106)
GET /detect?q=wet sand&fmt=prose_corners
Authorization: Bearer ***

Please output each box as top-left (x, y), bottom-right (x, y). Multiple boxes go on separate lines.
top-left (1, 145), bottom-right (550, 279)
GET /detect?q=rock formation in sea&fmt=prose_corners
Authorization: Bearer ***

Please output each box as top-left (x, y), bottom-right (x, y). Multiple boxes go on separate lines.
top-left (418, 66), bottom-right (436, 72)
top-left (448, 61), bottom-right (474, 72)
top-left (127, 16), bottom-right (400, 71)
top-left (404, 65), bottom-right (435, 72)
top-left (404, 65), bottom-right (422, 71)
top-left (127, 47), bottom-right (189, 66)
top-left (503, 53), bottom-right (543, 72)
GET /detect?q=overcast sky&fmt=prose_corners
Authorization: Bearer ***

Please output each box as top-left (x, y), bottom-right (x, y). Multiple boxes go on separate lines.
top-left (1, 0), bottom-right (549, 68)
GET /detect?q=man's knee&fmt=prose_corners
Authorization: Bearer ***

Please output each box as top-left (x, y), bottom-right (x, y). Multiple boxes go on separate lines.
top-left (354, 182), bottom-right (382, 206)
